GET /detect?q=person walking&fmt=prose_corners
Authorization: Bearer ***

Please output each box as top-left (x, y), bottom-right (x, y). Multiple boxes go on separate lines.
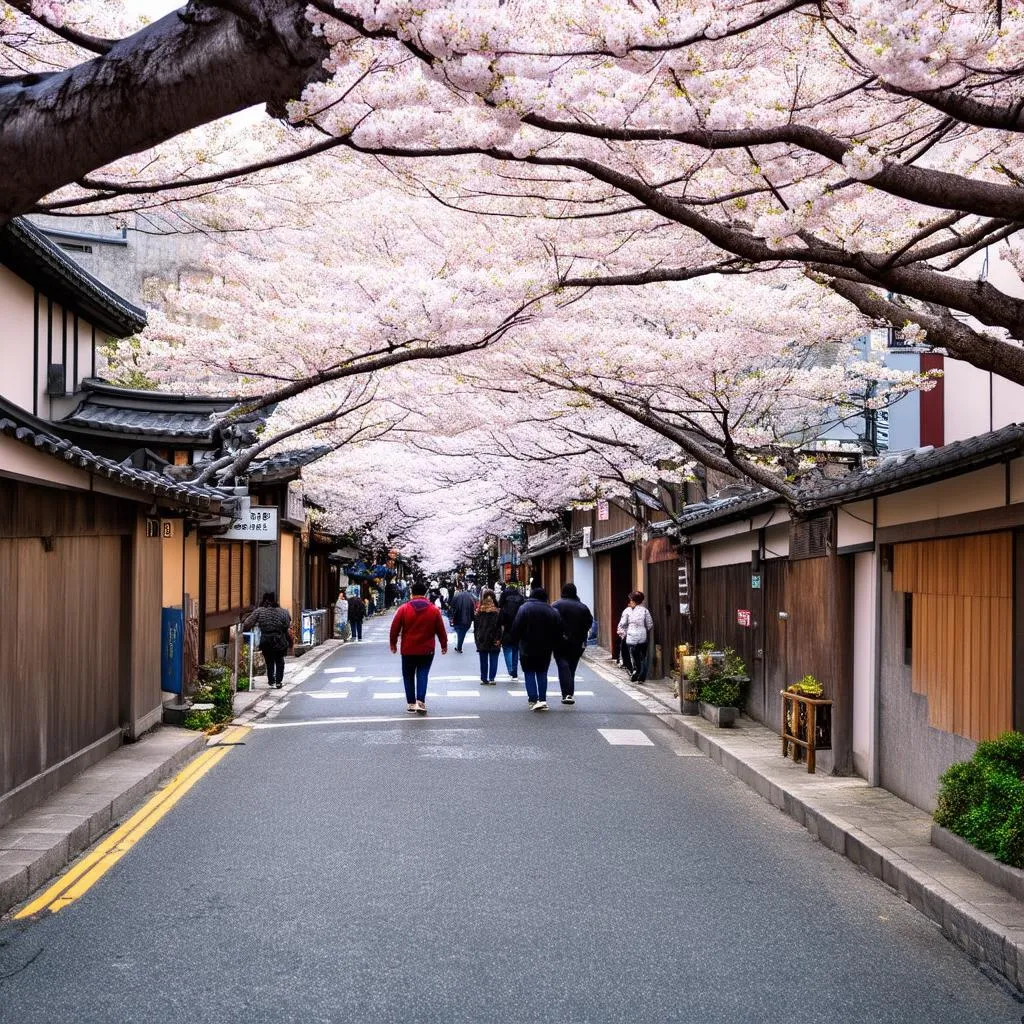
top-left (448, 583), bottom-right (477, 653)
top-left (552, 582), bottom-right (594, 705)
top-left (347, 590), bottom-right (366, 642)
top-left (507, 585), bottom-right (562, 711)
top-left (389, 580), bottom-right (448, 714)
top-left (472, 589), bottom-right (503, 685)
top-left (242, 592), bottom-right (292, 689)
top-left (497, 583), bottom-right (525, 678)
top-left (617, 590), bottom-right (655, 683)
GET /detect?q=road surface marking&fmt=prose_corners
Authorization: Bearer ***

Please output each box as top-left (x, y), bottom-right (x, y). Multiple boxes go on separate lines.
top-left (253, 715), bottom-right (480, 730)
top-left (372, 693), bottom-right (406, 699)
top-left (324, 667), bottom-right (356, 674)
top-left (305, 692), bottom-right (349, 699)
top-left (445, 690), bottom-right (481, 697)
top-left (16, 726), bottom-right (250, 918)
top-left (598, 728), bottom-right (654, 746)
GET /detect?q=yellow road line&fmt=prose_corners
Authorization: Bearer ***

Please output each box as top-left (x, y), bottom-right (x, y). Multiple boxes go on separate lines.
top-left (16, 726), bottom-right (249, 918)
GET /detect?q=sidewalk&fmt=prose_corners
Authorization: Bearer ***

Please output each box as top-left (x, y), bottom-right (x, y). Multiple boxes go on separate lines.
top-left (585, 650), bottom-right (1024, 993)
top-left (0, 639), bottom-right (345, 920)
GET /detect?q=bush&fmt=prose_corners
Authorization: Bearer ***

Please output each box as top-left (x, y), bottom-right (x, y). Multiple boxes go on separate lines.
top-left (788, 674), bottom-right (824, 698)
top-left (192, 662), bottom-right (235, 723)
top-left (182, 710), bottom-right (214, 731)
top-left (699, 676), bottom-right (742, 708)
top-left (934, 732), bottom-right (1024, 868)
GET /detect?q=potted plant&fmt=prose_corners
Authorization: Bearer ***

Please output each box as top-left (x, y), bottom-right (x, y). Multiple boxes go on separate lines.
top-left (698, 675), bottom-right (742, 727)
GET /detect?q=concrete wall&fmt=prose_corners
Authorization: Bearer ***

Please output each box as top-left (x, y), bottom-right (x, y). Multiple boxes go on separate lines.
top-left (878, 562), bottom-right (977, 812)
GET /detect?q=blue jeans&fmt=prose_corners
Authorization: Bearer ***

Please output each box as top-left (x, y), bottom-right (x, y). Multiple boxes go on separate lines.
top-left (350, 619), bottom-right (363, 641)
top-left (478, 649), bottom-right (499, 682)
top-left (502, 644), bottom-right (519, 677)
top-left (401, 653), bottom-right (434, 702)
top-left (453, 624), bottom-right (470, 651)
top-left (522, 653), bottom-right (551, 703)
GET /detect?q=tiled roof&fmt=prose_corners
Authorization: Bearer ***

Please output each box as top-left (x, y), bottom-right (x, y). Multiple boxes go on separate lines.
top-left (0, 400), bottom-right (236, 513)
top-left (248, 445), bottom-right (334, 482)
top-left (675, 489), bottom-right (777, 531)
top-left (796, 424), bottom-right (1024, 510)
top-left (590, 526), bottom-right (637, 552)
top-left (63, 401), bottom-right (219, 440)
top-left (0, 219), bottom-right (146, 337)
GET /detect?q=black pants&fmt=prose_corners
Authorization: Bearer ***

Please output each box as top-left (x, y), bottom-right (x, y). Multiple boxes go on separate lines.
top-left (626, 642), bottom-right (648, 682)
top-left (554, 646), bottom-right (583, 697)
top-left (350, 619), bottom-right (363, 640)
top-left (261, 645), bottom-right (286, 686)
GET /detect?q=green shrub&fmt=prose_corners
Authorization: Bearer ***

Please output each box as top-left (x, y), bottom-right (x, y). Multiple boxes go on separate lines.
top-left (722, 647), bottom-right (747, 677)
top-left (788, 674), bottom-right (824, 697)
top-left (194, 662), bottom-right (235, 723)
top-left (182, 710), bottom-right (214, 731)
top-left (934, 732), bottom-right (1024, 867)
top-left (699, 676), bottom-right (741, 708)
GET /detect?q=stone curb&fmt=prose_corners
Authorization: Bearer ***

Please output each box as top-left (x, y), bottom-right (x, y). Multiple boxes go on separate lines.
top-left (0, 727), bottom-right (206, 918)
top-left (582, 651), bottom-right (1024, 992)
top-left (232, 639), bottom-right (344, 726)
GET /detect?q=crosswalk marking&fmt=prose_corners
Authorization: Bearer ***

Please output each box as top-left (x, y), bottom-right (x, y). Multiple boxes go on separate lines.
top-left (445, 689), bottom-right (480, 698)
top-left (305, 692), bottom-right (349, 699)
top-left (598, 728), bottom-right (654, 746)
top-left (372, 693), bottom-right (405, 700)
top-left (323, 667), bottom-right (356, 674)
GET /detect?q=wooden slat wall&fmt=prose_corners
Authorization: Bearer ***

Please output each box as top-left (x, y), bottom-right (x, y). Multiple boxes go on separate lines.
top-left (595, 552), bottom-right (612, 650)
top-left (894, 532), bottom-right (1012, 742)
top-left (129, 513), bottom-right (162, 735)
top-left (0, 481), bottom-right (127, 798)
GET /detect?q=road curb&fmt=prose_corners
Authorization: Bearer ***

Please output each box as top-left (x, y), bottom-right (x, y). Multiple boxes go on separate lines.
top-left (0, 727), bottom-right (206, 919)
top-left (582, 651), bottom-right (1024, 992)
top-left (232, 639), bottom-right (344, 725)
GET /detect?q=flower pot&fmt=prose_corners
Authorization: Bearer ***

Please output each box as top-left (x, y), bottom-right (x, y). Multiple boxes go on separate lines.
top-left (699, 702), bottom-right (737, 727)
top-left (680, 697), bottom-right (700, 716)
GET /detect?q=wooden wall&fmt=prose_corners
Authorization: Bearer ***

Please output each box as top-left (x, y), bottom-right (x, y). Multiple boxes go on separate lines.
top-left (894, 533), bottom-right (1013, 741)
top-left (128, 513), bottom-right (163, 737)
top-left (0, 481), bottom-right (132, 798)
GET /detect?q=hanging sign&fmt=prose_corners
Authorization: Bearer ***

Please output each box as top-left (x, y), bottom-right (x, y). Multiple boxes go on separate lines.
top-left (597, 499), bottom-right (609, 521)
top-left (751, 573), bottom-right (762, 590)
top-left (737, 609), bottom-right (752, 627)
top-left (222, 498), bottom-right (279, 541)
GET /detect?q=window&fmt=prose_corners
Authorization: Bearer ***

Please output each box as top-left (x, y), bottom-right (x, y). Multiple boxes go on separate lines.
top-left (57, 241), bottom-right (93, 254)
top-left (903, 592), bottom-right (913, 667)
top-left (205, 541), bottom-right (255, 617)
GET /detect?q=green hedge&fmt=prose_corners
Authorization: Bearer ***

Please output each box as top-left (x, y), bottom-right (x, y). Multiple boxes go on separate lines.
top-left (934, 732), bottom-right (1024, 868)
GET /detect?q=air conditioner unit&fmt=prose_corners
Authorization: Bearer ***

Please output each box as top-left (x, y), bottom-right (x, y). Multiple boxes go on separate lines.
top-left (581, 526), bottom-right (592, 549)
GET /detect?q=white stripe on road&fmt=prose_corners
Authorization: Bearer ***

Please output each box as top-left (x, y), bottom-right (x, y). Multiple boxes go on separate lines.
top-left (253, 715), bottom-right (480, 730)
top-left (598, 728), bottom-right (654, 746)
top-left (323, 667), bottom-right (356, 674)
top-left (445, 690), bottom-right (481, 698)
top-left (507, 690), bottom-right (594, 697)
top-left (372, 693), bottom-right (406, 700)
top-left (304, 692), bottom-right (349, 699)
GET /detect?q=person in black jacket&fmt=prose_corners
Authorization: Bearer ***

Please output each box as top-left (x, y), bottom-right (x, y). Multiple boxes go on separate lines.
top-left (552, 582), bottom-right (594, 705)
top-left (347, 591), bottom-right (366, 641)
top-left (507, 586), bottom-right (563, 711)
top-left (497, 584), bottom-right (525, 678)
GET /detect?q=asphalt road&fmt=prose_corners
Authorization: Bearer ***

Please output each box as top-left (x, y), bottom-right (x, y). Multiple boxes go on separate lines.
top-left (1, 613), bottom-right (1022, 1023)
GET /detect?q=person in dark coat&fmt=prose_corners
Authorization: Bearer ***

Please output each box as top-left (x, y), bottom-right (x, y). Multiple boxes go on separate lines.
top-left (506, 585), bottom-right (563, 711)
top-left (448, 583), bottom-right (477, 653)
top-left (552, 582), bottom-right (594, 705)
top-left (242, 591), bottom-right (292, 689)
top-left (347, 591), bottom-right (366, 641)
top-left (497, 584), bottom-right (526, 678)
top-left (472, 590), bottom-right (503, 684)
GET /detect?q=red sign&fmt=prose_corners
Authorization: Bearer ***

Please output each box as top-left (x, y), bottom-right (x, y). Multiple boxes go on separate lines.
top-left (736, 609), bottom-right (752, 627)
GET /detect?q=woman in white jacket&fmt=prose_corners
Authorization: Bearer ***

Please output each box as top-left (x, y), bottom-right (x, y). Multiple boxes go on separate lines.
top-left (617, 591), bottom-right (654, 683)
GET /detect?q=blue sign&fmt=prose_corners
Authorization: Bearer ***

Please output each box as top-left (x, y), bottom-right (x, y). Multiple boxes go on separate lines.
top-left (161, 608), bottom-right (184, 694)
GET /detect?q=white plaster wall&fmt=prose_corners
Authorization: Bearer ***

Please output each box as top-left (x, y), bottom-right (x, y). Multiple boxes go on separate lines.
top-left (837, 500), bottom-right (874, 550)
top-left (763, 523), bottom-right (789, 559)
top-left (572, 555), bottom-right (595, 617)
top-left (877, 464), bottom-right (1007, 527)
top-left (852, 550), bottom-right (879, 783)
top-left (699, 533), bottom-right (757, 568)
top-left (1011, 458), bottom-right (1024, 504)
top-left (0, 267), bottom-right (37, 411)
top-left (942, 359), bottom-right (993, 443)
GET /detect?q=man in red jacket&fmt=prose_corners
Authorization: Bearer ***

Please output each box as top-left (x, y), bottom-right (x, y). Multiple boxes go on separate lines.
top-left (390, 579), bottom-right (449, 714)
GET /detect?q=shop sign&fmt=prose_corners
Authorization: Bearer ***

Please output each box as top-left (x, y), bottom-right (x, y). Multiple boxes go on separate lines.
top-left (222, 498), bottom-right (279, 541)
top-left (736, 609), bottom-right (752, 627)
top-left (597, 499), bottom-right (609, 521)
top-left (286, 481), bottom-right (305, 524)
top-left (751, 573), bottom-right (762, 590)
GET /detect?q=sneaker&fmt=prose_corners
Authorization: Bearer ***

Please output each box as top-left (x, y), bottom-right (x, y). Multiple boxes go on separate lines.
top-left (415, 701), bottom-right (427, 715)
top-left (480, 679), bottom-right (488, 686)
top-left (510, 672), bottom-right (518, 679)
top-left (407, 703), bottom-right (417, 713)
top-left (561, 696), bottom-right (575, 705)
top-left (533, 701), bottom-right (549, 712)
top-left (629, 672), bottom-right (639, 682)
top-left (528, 701), bottom-right (537, 710)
